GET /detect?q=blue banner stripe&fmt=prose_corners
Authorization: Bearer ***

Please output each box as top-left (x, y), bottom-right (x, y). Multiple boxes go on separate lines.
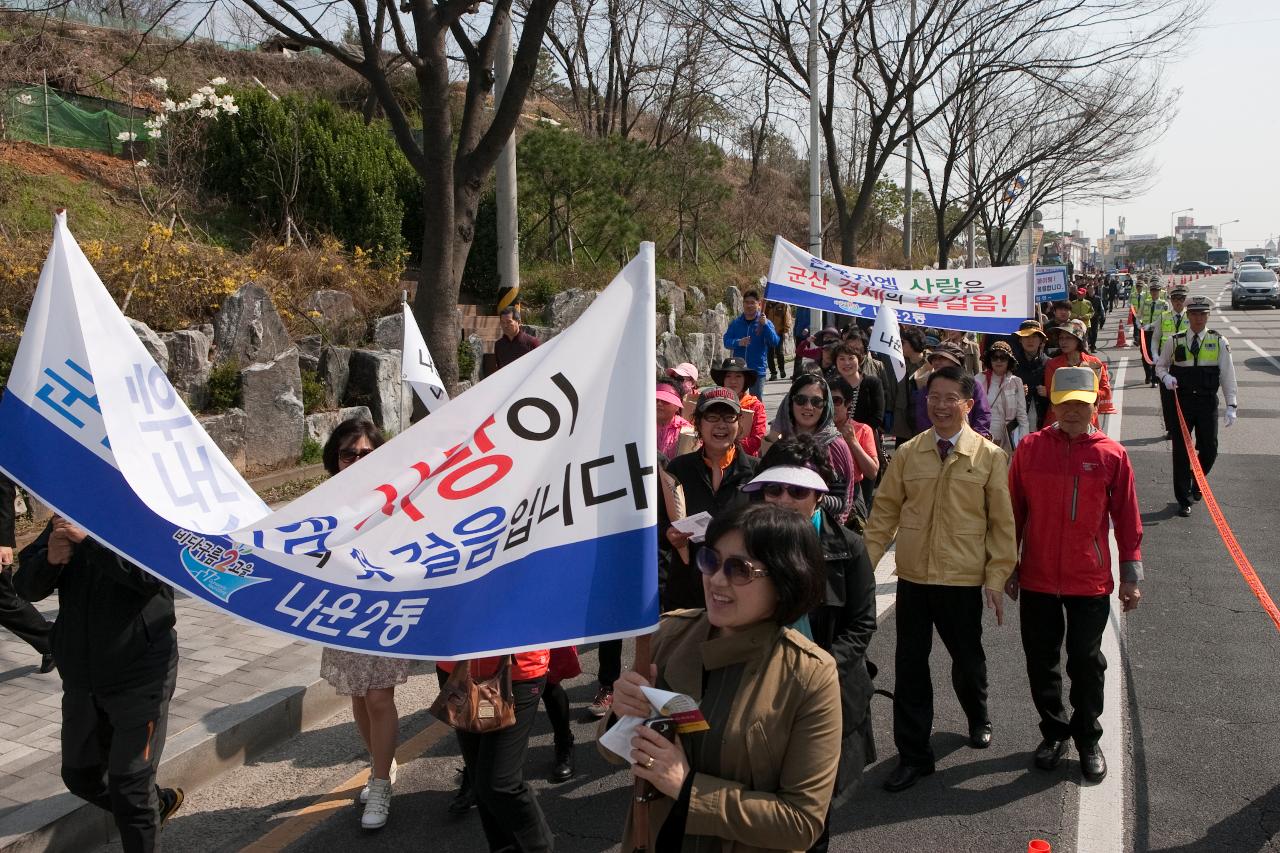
top-left (764, 280), bottom-right (1029, 334)
top-left (0, 393), bottom-right (659, 659)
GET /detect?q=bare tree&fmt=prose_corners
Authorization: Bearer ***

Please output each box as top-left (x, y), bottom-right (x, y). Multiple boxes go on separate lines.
top-left (230, 0), bottom-right (559, 389)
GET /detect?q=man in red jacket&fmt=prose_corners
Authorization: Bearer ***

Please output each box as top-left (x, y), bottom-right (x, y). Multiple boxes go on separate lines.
top-left (1006, 366), bottom-right (1143, 784)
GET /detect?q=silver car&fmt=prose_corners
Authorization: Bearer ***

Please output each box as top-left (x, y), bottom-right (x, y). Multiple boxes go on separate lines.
top-left (1231, 269), bottom-right (1280, 309)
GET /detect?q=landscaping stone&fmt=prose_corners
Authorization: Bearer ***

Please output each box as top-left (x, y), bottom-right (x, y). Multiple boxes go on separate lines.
top-left (213, 283), bottom-right (292, 367)
top-left (165, 329), bottom-right (211, 410)
top-left (199, 408), bottom-right (247, 472)
top-left (548, 288), bottom-right (597, 333)
top-left (128, 317), bottom-right (168, 373)
top-left (240, 348), bottom-right (304, 472)
top-left (303, 290), bottom-right (363, 345)
top-left (304, 405), bottom-right (373, 448)
top-left (370, 313), bottom-right (403, 350)
top-left (318, 345), bottom-right (351, 408)
top-left (343, 349), bottom-right (403, 435)
top-left (725, 285), bottom-right (743, 317)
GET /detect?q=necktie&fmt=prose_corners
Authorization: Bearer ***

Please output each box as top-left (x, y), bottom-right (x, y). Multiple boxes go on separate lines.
top-left (937, 438), bottom-right (953, 461)
top-left (1191, 334), bottom-right (1201, 357)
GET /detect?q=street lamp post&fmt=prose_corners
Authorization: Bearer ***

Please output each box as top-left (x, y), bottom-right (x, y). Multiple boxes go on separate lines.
top-left (808, 0), bottom-right (823, 327)
top-left (1216, 219), bottom-right (1239, 249)
top-left (1170, 206), bottom-right (1193, 268)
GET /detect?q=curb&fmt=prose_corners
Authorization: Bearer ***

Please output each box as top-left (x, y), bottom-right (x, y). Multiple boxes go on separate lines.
top-left (0, 673), bottom-right (345, 852)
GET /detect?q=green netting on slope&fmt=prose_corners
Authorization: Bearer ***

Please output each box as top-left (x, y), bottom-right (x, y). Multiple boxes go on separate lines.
top-left (1, 86), bottom-right (153, 155)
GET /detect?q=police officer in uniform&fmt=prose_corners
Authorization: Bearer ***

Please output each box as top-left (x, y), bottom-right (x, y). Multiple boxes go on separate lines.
top-left (1154, 295), bottom-right (1238, 517)
top-left (1153, 286), bottom-right (1190, 439)
top-left (1137, 278), bottom-right (1168, 386)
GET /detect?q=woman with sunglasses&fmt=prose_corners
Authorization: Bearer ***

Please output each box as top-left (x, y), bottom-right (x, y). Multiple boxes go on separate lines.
top-left (769, 374), bottom-right (856, 525)
top-left (745, 437), bottom-right (877, 851)
top-left (610, 503), bottom-right (841, 852)
top-left (663, 388), bottom-right (759, 610)
top-left (318, 418), bottom-right (412, 830)
top-left (978, 341), bottom-right (1028, 453)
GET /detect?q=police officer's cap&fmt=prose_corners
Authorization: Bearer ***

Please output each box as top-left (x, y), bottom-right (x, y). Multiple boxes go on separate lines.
top-left (1186, 295), bottom-right (1213, 313)
top-left (1169, 286), bottom-right (1189, 298)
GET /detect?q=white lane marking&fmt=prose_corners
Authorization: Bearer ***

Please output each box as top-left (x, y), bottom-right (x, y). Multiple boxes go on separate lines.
top-left (1229, 326), bottom-right (1241, 335)
top-left (1077, 355), bottom-right (1129, 853)
top-left (1243, 339), bottom-right (1280, 372)
top-left (874, 552), bottom-right (897, 617)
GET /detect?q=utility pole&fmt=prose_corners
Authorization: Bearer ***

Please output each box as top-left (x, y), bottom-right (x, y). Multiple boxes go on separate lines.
top-left (808, 0), bottom-right (824, 327)
top-left (902, 0), bottom-right (916, 268)
top-left (494, 12), bottom-right (520, 312)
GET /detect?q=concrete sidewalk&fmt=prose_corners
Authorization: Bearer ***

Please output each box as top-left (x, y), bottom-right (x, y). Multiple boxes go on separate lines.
top-left (0, 591), bottom-right (343, 853)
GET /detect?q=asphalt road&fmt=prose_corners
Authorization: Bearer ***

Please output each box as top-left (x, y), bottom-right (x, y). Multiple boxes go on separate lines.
top-left (101, 273), bottom-right (1280, 852)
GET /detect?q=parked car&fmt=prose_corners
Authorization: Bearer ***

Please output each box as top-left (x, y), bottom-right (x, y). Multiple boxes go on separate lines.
top-left (1231, 269), bottom-right (1280, 309)
top-left (1173, 261), bottom-right (1213, 274)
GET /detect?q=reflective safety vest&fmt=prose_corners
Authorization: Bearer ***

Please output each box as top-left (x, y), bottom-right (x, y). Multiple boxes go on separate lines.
top-left (1155, 309), bottom-right (1187, 353)
top-left (1140, 293), bottom-right (1168, 327)
top-left (1169, 329), bottom-right (1223, 396)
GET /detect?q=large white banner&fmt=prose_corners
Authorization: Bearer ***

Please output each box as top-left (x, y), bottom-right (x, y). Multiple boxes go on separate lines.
top-left (0, 213), bottom-right (659, 658)
top-left (765, 236), bottom-right (1035, 333)
top-left (401, 302), bottom-right (450, 412)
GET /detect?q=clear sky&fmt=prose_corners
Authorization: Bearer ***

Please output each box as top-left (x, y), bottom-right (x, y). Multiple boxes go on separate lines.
top-left (1063, 0), bottom-right (1280, 251)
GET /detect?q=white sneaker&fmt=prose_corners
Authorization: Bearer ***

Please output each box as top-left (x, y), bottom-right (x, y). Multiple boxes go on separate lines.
top-left (361, 777), bottom-right (392, 830)
top-left (359, 758), bottom-right (397, 803)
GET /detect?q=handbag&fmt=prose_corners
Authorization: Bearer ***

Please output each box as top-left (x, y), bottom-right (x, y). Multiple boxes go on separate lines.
top-left (429, 657), bottom-right (517, 734)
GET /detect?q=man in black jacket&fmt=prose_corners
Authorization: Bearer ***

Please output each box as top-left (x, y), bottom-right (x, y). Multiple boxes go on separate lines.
top-left (0, 473), bottom-right (53, 672)
top-left (17, 516), bottom-right (182, 852)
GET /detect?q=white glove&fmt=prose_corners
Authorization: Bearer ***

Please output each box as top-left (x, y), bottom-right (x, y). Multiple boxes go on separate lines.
top-left (1225, 406), bottom-right (1237, 427)
top-left (1161, 374), bottom-right (1178, 391)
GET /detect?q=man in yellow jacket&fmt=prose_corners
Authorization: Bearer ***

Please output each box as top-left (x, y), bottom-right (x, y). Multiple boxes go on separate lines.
top-left (864, 364), bottom-right (1018, 793)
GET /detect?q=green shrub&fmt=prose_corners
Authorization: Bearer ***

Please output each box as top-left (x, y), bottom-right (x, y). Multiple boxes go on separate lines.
top-left (206, 361), bottom-right (242, 412)
top-left (300, 435), bottom-right (323, 465)
top-left (300, 368), bottom-right (325, 414)
top-left (0, 338), bottom-right (17, 394)
top-left (456, 339), bottom-right (476, 382)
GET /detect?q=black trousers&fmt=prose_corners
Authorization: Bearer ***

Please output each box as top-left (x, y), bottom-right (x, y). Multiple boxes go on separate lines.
top-left (0, 567), bottom-right (50, 655)
top-left (768, 343), bottom-right (787, 378)
top-left (597, 639), bottom-right (623, 689)
top-left (1171, 392), bottom-right (1219, 507)
top-left (1158, 384), bottom-right (1177, 436)
top-left (438, 670), bottom-right (553, 852)
top-left (892, 580), bottom-right (988, 766)
top-left (1019, 590), bottom-right (1109, 749)
top-left (541, 682), bottom-right (573, 750)
top-left (61, 659), bottom-right (177, 853)
top-left (1140, 329), bottom-right (1157, 382)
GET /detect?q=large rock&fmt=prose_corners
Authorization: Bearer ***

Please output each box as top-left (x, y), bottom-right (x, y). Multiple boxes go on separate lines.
top-left (343, 349), bottom-right (403, 436)
top-left (464, 334), bottom-right (484, 384)
top-left (304, 290), bottom-right (363, 345)
top-left (199, 408), bottom-right (247, 472)
top-left (370, 313), bottom-right (403, 350)
top-left (165, 329), bottom-right (211, 410)
top-left (548, 288), bottom-right (598, 333)
top-left (297, 335), bottom-right (322, 361)
top-left (128, 318), bottom-right (168, 373)
top-left (318, 345), bottom-right (351, 408)
top-left (686, 285), bottom-right (706, 312)
top-left (304, 405), bottom-right (373, 448)
top-left (656, 279), bottom-right (685, 317)
top-left (700, 305), bottom-right (730, 338)
top-left (240, 348), bottom-right (304, 472)
top-left (213, 283), bottom-right (292, 367)
top-left (725, 285), bottom-right (743, 317)
top-left (657, 332), bottom-right (689, 372)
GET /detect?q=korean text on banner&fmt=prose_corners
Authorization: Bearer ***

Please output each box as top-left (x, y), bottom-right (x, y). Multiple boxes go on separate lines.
top-left (401, 302), bottom-right (450, 412)
top-left (1035, 266), bottom-right (1069, 302)
top-left (0, 212), bottom-right (659, 660)
top-left (765, 236), bottom-right (1034, 334)
top-left (870, 301), bottom-right (905, 382)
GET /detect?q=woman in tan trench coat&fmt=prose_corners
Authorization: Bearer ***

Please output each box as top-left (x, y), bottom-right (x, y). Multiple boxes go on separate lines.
top-left (605, 503), bottom-right (842, 853)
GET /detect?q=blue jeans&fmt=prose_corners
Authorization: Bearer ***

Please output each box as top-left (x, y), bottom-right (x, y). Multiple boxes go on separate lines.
top-left (750, 375), bottom-right (765, 399)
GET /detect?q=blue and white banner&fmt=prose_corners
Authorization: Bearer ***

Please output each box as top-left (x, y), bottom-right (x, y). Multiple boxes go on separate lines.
top-left (1034, 266), bottom-right (1069, 302)
top-left (765, 236), bottom-right (1035, 333)
top-left (0, 213), bottom-right (659, 659)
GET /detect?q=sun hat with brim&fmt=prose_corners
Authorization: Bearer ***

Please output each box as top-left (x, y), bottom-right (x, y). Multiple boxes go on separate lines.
top-left (928, 341), bottom-right (966, 367)
top-left (741, 465), bottom-right (830, 494)
top-left (695, 386), bottom-right (742, 415)
top-left (656, 384), bottom-right (683, 408)
top-left (983, 340), bottom-right (1019, 366)
top-left (1050, 365), bottom-right (1099, 405)
top-left (1055, 321), bottom-right (1088, 344)
top-left (710, 357), bottom-right (760, 388)
top-left (1015, 319), bottom-right (1047, 339)
top-left (666, 362), bottom-right (699, 381)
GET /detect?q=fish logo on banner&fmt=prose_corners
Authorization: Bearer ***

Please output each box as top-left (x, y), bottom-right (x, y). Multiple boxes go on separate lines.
top-left (0, 212), bottom-right (659, 659)
top-left (401, 302), bottom-right (450, 412)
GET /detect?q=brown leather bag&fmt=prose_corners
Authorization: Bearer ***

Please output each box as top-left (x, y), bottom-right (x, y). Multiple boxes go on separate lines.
top-left (429, 657), bottom-right (517, 733)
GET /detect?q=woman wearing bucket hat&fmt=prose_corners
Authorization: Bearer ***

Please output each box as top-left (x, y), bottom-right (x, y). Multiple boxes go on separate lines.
top-left (1013, 320), bottom-right (1050, 430)
top-left (1043, 320), bottom-right (1112, 428)
top-left (712, 358), bottom-right (768, 456)
top-left (978, 341), bottom-right (1028, 453)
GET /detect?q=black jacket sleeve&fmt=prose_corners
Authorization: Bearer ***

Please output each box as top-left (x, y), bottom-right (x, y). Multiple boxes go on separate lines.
top-left (0, 474), bottom-right (14, 548)
top-left (78, 538), bottom-right (165, 595)
top-left (15, 523), bottom-right (63, 602)
top-left (829, 533), bottom-right (877, 672)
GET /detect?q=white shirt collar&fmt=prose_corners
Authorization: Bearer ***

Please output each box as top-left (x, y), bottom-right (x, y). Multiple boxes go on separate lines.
top-left (933, 427), bottom-right (963, 446)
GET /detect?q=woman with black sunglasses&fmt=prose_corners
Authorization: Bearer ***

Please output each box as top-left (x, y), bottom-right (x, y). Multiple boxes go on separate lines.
top-left (746, 436), bottom-right (877, 851)
top-left (608, 502), bottom-right (841, 852)
top-left (768, 374), bottom-right (856, 525)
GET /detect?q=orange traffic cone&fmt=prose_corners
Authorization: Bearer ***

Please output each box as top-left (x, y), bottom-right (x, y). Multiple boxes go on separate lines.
top-left (1028, 842), bottom-right (1051, 853)
top-left (1115, 322), bottom-right (1128, 347)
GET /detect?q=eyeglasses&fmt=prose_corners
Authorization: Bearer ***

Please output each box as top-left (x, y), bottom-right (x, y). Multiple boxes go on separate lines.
top-left (700, 412), bottom-right (738, 424)
top-left (792, 394), bottom-right (826, 409)
top-left (338, 448), bottom-right (375, 463)
top-left (762, 483), bottom-right (817, 500)
top-left (925, 394), bottom-right (967, 407)
top-left (830, 396), bottom-right (846, 407)
top-left (696, 547), bottom-right (770, 585)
